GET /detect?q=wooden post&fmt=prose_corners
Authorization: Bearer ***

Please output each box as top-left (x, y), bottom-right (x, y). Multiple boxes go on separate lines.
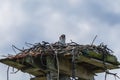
top-left (59, 74), bottom-right (70, 80)
top-left (46, 56), bottom-right (57, 80)
top-left (30, 77), bottom-right (46, 80)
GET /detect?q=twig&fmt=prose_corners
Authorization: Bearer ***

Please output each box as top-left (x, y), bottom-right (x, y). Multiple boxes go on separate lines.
top-left (91, 35), bottom-right (97, 46)
top-left (12, 45), bottom-right (23, 52)
top-left (10, 67), bottom-right (19, 74)
top-left (7, 66), bottom-right (10, 80)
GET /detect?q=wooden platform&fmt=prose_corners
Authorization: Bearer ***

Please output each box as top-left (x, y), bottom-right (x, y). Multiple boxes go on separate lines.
top-left (0, 54), bottom-right (119, 80)
top-left (0, 42), bottom-right (120, 80)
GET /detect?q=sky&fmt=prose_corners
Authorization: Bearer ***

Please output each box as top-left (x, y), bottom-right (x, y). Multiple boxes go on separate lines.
top-left (0, 0), bottom-right (120, 80)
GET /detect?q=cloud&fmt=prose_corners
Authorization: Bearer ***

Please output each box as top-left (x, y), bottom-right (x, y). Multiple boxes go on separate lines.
top-left (67, 0), bottom-right (84, 7)
top-left (0, 0), bottom-right (120, 80)
top-left (95, 0), bottom-right (120, 14)
top-left (0, 0), bottom-right (28, 26)
top-left (0, 0), bottom-right (28, 47)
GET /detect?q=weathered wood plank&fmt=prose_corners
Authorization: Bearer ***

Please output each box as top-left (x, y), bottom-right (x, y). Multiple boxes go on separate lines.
top-left (30, 77), bottom-right (46, 80)
top-left (0, 59), bottom-right (25, 69)
top-left (76, 56), bottom-right (118, 70)
top-left (21, 68), bottom-right (45, 76)
top-left (59, 56), bottom-right (94, 80)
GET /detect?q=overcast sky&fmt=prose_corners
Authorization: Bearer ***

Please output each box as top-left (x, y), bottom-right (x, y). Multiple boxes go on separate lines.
top-left (0, 0), bottom-right (120, 80)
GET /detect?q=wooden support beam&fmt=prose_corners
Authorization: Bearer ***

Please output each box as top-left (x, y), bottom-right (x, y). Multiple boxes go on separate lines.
top-left (0, 59), bottom-right (25, 69)
top-left (21, 68), bottom-right (45, 76)
top-left (59, 56), bottom-right (94, 80)
top-left (76, 56), bottom-right (119, 70)
top-left (46, 56), bottom-right (58, 80)
top-left (0, 59), bottom-right (46, 76)
top-left (30, 77), bottom-right (46, 80)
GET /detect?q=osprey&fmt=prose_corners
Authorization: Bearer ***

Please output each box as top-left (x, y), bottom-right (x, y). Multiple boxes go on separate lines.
top-left (59, 34), bottom-right (66, 45)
